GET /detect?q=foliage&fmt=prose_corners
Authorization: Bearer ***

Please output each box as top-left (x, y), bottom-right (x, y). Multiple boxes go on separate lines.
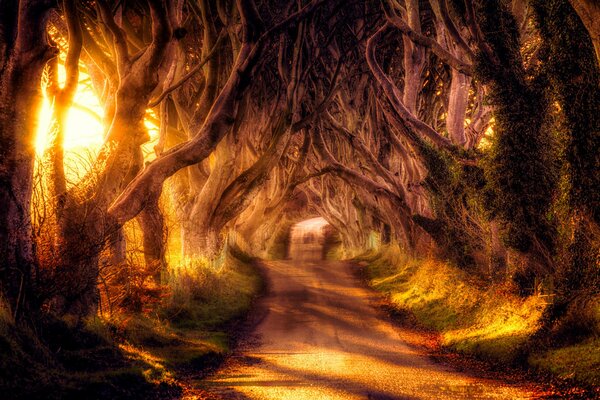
top-left (530, 0), bottom-right (600, 306)
top-left (529, 337), bottom-right (600, 387)
top-left (0, 304), bottom-right (180, 399)
top-left (159, 249), bottom-right (261, 330)
top-left (415, 143), bottom-right (487, 270)
top-left (532, 0), bottom-right (600, 224)
top-left (476, 0), bottom-right (559, 255)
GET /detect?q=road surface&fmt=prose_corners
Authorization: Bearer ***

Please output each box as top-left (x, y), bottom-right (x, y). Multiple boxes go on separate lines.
top-left (198, 259), bottom-right (537, 399)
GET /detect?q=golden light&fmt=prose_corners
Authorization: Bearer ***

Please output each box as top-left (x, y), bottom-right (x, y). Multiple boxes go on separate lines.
top-left (35, 65), bottom-right (104, 156)
top-left (293, 217), bottom-right (329, 232)
top-left (35, 61), bottom-right (161, 176)
top-left (477, 117), bottom-right (496, 150)
top-left (35, 64), bottom-right (105, 155)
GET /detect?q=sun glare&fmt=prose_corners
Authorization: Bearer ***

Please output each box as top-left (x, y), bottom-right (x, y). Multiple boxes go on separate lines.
top-left (35, 64), bottom-right (105, 155)
top-left (36, 61), bottom-right (161, 169)
top-left (294, 217), bottom-right (329, 231)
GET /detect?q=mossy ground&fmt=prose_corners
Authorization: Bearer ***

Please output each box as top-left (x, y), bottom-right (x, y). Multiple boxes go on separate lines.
top-left (0, 247), bottom-right (262, 399)
top-left (355, 245), bottom-right (599, 388)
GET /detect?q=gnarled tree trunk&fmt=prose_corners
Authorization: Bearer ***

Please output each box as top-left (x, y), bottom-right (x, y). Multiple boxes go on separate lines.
top-left (0, 0), bottom-right (54, 319)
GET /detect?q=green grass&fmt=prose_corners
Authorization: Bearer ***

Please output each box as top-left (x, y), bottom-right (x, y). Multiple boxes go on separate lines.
top-left (113, 247), bottom-right (262, 375)
top-left (356, 245), bottom-right (600, 387)
top-left (0, 308), bottom-right (181, 399)
top-left (529, 338), bottom-right (600, 387)
top-left (0, 246), bottom-right (262, 399)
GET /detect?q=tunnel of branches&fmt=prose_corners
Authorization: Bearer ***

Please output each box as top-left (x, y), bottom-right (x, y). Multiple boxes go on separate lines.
top-left (0, 0), bottom-right (598, 323)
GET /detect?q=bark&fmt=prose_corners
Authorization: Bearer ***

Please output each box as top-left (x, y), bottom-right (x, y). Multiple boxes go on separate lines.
top-left (312, 127), bottom-right (415, 247)
top-left (108, 35), bottom-right (261, 225)
top-left (210, 112), bottom-right (292, 230)
top-left (446, 70), bottom-right (470, 146)
top-left (138, 199), bottom-right (166, 282)
top-left (569, 0), bottom-right (600, 65)
top-left (181, 137), bottom-right (237, 257)
top-left (44, 0), bottom-right (83, 247)
top-left (108, 0), bottom-right (330, 225)
top-left (399, 0), bottom-right (425, 113)
top-left (385, 3), bottom-right (472, 76)
top-left (0, 0), bottom-right (55, 319)
top-left (189, 0), bottom-right (221, 130)
top-left (54, 0), bottom-right (176, 316)
top-left (237, 133), bottom-right (312, 242)
top-left (327, 112), bottom-right (407, 198)
top-left (366, 24), bottom-right (454, 150)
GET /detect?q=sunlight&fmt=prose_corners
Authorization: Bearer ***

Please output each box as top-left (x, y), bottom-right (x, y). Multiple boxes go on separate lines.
top-left (35, 61), bottom-right (161, 168)
top-left (35, 64), bottom-right (104, 155)
top-left (293, 217), bottom-right (329, 231)
top-left (289, 217), bottom-right (330, 261)
top-left (477, 117), bottom-right (495, 150)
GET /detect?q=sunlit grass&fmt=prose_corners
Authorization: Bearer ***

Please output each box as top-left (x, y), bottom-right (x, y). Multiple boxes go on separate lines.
top-left (357, 245), bottom-right (547, 363)
top-left (0, 232), bottom-right (262, 398)
top-left (160, 250), bottom-right (261, 330)
top-left (357, 245), bottom-right (600, 387)
top-left (119, 342), bottom-right (174, 383)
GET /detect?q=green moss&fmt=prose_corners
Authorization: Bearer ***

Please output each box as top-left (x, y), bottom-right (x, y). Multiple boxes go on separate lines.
top-left (475, 0), bottom-right (559, 260)
top-left (530, 0), bottom-right (600, 305)
top-left (532, 0), bottom-right (600, 224)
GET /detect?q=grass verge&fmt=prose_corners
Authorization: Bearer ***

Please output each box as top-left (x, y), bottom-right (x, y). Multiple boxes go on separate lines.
top-left (355, 245), bottom-right (599, 390)
top-left (0, 246), bottom-right (262, 399)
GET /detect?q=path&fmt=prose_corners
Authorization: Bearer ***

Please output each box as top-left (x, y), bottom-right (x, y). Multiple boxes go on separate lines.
top-left (197, 259), bottom-right (537, 399)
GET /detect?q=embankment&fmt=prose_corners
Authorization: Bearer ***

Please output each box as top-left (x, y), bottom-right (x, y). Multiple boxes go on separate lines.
top-left (355, 245), bottom-right (600, 391)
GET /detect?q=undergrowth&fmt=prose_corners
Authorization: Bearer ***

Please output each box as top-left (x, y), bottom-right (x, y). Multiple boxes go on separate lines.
top-left (355, 244), bottom-right (600, 388)
top-left (0, 245), bottom-right (262, 399)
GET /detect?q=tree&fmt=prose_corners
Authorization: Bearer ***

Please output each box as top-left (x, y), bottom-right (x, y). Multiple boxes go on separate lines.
top-left (0, 0), bottom-right (56, 319)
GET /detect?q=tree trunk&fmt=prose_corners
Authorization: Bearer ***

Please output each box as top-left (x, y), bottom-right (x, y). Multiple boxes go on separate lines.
top-left (446, 70), bottom-right (470, 146)
top-left (138, 200), bottom-right (166, 282)
top-left (489, 221), bottom-right (507, 280)
top-left (402, 0), bottom-right (426, 114)
top-left (0, 0), bottom-right (54, 319)
top-left (181, 225), bottom-right (221, 258)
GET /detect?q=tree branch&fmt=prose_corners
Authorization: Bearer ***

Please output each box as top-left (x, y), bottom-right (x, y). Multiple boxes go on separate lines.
top-left (97, 0), bottom-right (129, 70)
top-left (366, 23), bottom-right (455, 150)
top-left (384, 11), bottom-right (473, 75)
top-left (148, 30), bottom-right (226, 108)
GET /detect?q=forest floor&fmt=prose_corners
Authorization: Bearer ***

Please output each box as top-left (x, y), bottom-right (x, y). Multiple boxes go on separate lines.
top-left (187, 259), bottom-right (563, 400)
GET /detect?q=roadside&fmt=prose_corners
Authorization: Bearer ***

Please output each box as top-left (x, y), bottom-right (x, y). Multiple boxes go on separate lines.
top-left (0, 244), bottom-right (265, 400)
top-left (111, 243), bottom-right (266, 399)
top-left (352, 245), bottom-right (599, 399)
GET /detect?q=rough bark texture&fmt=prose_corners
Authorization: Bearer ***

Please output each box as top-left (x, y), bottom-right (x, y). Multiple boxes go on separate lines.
top-left (0, 0), bottom-right (55, 318)
top-left (138, 199), bottom-right (167, 282)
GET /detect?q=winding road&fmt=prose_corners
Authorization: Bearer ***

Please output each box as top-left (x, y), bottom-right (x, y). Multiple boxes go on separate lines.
top-left (198, 259), bottom-right (537, 399)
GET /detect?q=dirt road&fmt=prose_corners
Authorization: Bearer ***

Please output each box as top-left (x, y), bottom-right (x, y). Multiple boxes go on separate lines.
top-left (198, 260), bottom-right (537, 399)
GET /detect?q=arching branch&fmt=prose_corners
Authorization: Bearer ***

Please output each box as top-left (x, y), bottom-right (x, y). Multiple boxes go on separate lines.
top-left (366, 23), bottom-right (455, 150)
